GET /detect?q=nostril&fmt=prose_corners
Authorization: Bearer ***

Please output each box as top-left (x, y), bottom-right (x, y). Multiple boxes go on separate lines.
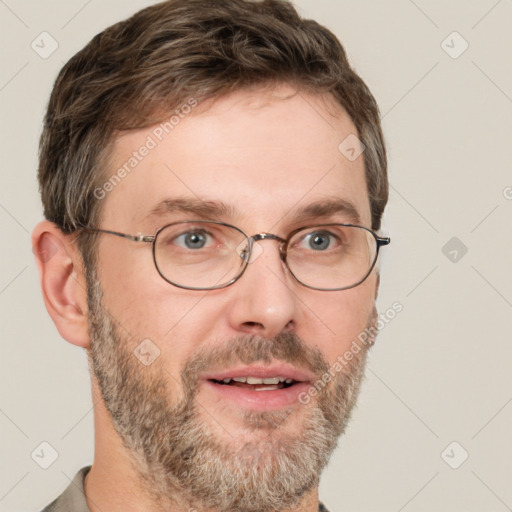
top-left (243, 321), bottom-right (264, 328)
top-left (283, 320), bottom-right (294, 332)
top-left (240, 321), bottom-right (266, 334)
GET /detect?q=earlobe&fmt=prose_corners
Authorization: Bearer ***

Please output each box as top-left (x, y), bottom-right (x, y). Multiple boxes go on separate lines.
top-left (32, 221), bottom-right (90, 349)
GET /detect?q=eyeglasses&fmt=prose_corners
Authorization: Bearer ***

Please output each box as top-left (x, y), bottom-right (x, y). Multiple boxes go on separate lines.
top-left (82, 220), bottom-right (390, 291)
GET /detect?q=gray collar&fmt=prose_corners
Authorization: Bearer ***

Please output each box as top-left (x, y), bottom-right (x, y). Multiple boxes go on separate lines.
top-left (41, 466), bottom-right (330, 512)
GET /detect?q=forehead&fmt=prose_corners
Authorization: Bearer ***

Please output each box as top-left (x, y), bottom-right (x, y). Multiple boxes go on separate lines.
top-left (102, 84), bottom-right (370, 231)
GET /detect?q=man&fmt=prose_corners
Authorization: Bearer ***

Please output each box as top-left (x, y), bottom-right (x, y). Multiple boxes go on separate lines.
top-left (32, 0), bottom-right (389, 511)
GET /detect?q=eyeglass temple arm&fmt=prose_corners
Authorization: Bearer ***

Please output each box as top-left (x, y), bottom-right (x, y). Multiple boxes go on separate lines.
top-left (83, 227), bottom-right (155, 243)
top-left (376, 236), bottom-right (391, 247)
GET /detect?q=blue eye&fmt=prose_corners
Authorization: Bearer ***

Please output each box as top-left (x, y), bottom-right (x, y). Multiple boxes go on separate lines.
top-left (175, 231), bottom-right (210, 249)
top-left (298, 231), bottom-right (336, 251)
top-left (307, 232), bottom-right (331, 250)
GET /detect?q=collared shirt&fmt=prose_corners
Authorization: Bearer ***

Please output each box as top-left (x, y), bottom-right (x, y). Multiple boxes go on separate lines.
top-left (41, 466), bottom-right (331, 512)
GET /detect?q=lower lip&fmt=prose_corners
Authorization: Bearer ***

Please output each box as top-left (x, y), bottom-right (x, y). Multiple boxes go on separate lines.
top-left (203, 380), bottom-right (311, 411)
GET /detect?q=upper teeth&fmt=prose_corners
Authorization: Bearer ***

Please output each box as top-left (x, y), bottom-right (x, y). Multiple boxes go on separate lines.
top-left (221, 376), bottom-right (294, 384)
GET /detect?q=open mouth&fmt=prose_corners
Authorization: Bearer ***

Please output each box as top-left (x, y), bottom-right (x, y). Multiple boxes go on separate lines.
top-left (202, 364), bottom-right (312, 410)
top-left (209, 376), bottom-right (298, 391)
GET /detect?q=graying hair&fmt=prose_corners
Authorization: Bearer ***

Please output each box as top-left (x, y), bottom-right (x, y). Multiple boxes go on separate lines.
top-left (37, 0), bottom-right (388, 270)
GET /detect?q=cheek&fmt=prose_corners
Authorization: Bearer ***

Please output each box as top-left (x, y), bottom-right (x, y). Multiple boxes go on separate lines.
top-left (304, 276), bottom-right (377, 362)
top-left (125, 290), bottom-right (222, 366)
top-left (98, 238), bottom-right (207, 333)
top-left (97, 247), bottom-right (224, 372)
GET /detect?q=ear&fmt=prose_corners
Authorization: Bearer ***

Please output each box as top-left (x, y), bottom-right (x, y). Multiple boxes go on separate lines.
top-left (32, 220), bottom-right (90, 348)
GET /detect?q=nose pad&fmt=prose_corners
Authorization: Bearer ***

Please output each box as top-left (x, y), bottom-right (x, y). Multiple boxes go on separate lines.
top-left (235, 239), bottom-right (264, 264)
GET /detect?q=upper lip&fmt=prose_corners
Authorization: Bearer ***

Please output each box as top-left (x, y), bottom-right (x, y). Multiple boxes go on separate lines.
top-left (202, 363), bottom-right (314, 383)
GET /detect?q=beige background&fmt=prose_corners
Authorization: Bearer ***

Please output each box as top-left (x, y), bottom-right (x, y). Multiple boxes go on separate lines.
top-left (1, 1), bottom-right (511, 511)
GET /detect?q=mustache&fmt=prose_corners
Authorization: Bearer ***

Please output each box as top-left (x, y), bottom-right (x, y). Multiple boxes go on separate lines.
top-left (181, 331), bottom-right (330, 394)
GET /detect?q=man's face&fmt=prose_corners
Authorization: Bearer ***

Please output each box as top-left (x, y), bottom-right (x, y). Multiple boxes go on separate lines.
top-left (88, 84), bottom-right (379, 511)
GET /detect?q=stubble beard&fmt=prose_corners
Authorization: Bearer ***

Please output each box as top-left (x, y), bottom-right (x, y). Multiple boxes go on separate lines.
top-left (86, 270), bottom-right (373, 512)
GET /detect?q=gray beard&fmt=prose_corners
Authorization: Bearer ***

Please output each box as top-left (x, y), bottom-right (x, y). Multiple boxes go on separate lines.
top-left (86, 270), bottom-right (371, 512)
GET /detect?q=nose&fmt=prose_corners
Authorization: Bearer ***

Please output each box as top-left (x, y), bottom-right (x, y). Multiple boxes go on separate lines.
top-left (226, 239), bottom-right (297, 338)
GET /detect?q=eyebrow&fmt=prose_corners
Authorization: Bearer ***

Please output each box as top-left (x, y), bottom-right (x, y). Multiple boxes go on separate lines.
top-left (291, 198), bottom-right (362, 225)
top-left (142, 197), bottom-right (361, 226)
top-left (143, 198), bottom-right (237, 222)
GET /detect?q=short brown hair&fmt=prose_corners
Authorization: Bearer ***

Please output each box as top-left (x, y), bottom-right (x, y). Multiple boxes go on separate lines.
top-left (38, 0), bottom-right (388, 270)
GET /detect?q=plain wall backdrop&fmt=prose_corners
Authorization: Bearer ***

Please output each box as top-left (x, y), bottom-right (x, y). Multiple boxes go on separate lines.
top-left (1, 1), bottom-right (511, 511)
